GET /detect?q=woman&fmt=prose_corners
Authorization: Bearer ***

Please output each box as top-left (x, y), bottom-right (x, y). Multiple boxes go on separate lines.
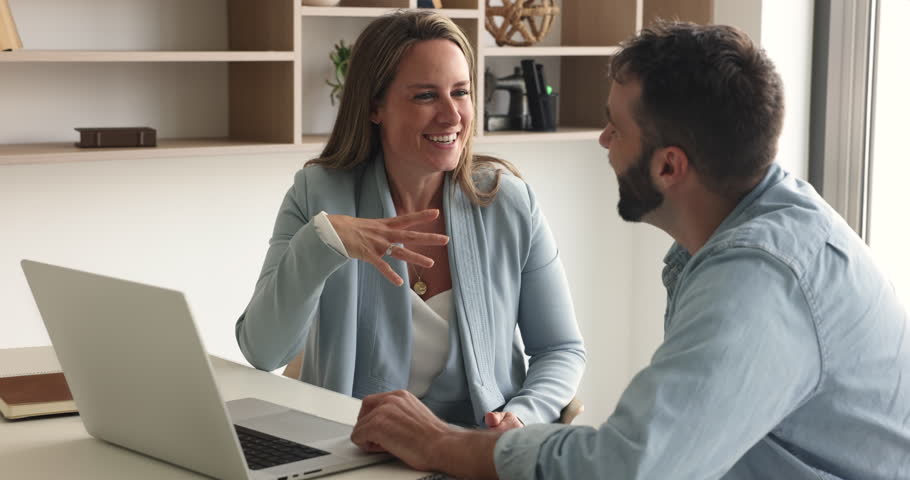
top-left (235, 11), bottom-right (584, 429)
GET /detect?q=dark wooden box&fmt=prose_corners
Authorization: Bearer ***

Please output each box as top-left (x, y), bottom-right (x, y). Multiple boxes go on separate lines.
top-left (75, 127), bottom-right (157, 148)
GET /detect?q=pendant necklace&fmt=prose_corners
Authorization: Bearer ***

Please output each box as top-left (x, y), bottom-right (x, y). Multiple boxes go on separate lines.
top-left (411, 264), bottom-right (428, 296)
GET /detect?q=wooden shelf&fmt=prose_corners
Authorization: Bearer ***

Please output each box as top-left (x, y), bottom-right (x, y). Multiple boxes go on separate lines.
top-left (298, 131), bottom-right (602, 149)
top-left (482, 46), bottom-right (620, 57)
top-left (0, 51), bottom-right (295, 63)
top-left (478, 128), bottom-right (603, 143)
top-left (0, 139), bottom-right (306, 166)
top-left (0, 132), bottom-right (606, 166)
top-left (302, 6), bottom-right (479, 18)
top-left (0, 0), bottom-right (712, 166)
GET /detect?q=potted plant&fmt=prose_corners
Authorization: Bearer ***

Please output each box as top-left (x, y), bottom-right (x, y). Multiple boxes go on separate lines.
top-left (326, 40), bottom-right (351, 106)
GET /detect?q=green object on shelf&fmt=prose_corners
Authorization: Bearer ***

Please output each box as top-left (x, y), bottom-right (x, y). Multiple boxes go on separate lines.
top-left (326, 40), bottom-right (352, 106)
top-left (546, 85), bottom-right (553, 95)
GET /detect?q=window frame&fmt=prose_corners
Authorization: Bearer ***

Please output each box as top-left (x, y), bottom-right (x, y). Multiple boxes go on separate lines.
top-left (808, 0), bottom-right (879, 240)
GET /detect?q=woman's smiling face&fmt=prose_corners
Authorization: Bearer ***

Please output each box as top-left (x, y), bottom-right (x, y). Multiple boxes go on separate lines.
top-left (371, 39), bottom-right (473, 176)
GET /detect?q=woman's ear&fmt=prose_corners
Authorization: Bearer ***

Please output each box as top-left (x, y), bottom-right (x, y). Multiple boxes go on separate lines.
top-left (370, 101), bottom-right (383, 125)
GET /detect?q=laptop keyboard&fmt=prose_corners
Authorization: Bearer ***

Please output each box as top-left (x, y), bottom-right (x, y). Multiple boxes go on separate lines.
top-left (234, 424), bottom-right (330, 471)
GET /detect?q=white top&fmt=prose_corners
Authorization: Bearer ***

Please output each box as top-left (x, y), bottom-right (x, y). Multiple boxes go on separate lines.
top-left (313, 211), bottom-right (453, 397)
top-left (405, 289), bottom-right (453, 397)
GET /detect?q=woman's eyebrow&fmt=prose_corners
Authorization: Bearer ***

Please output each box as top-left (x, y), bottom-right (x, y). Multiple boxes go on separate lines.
top-left (406, 80), bottom-right (470, 89)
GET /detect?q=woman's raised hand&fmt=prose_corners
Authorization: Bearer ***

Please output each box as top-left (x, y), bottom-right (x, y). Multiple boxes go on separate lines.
top-left (327, 209), bottom-right (449, 286)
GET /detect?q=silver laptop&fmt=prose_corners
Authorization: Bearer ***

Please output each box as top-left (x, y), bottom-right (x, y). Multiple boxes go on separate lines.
top-left (21, 260), bottom-right (392, 480)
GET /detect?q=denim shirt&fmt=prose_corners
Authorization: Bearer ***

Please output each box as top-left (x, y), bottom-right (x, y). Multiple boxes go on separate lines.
top-left (494, 164), bottom-right (910, 479)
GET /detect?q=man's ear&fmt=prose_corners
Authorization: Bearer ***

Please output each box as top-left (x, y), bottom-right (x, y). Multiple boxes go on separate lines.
top-left (652, 146), bottom-right (689, 191)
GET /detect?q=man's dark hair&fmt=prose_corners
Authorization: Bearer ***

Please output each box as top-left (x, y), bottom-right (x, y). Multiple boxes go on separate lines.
top-left (610, 21), bottom-right (785, 198)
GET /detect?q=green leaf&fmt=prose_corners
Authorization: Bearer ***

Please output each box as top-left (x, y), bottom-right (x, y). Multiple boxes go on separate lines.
top-left (326, 39), bottom-right (352, 105)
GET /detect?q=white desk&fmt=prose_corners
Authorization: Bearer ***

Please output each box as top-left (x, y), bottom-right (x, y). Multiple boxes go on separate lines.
top-left (0, 346), bottom-right (425, 479)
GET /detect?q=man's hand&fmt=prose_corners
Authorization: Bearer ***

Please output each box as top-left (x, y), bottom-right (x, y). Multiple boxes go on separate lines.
top-left (351, 390), bottom-right (502, 479)
top-left (351, 390), bottom-right (451, 472)
top-left (484, 411), bottom-right (524, 432)
top-left (328, 210), bottom-right (449, 286)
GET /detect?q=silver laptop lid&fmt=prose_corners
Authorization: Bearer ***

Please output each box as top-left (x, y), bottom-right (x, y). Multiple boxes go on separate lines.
top-left (21, 260), bottom-right (250, 480)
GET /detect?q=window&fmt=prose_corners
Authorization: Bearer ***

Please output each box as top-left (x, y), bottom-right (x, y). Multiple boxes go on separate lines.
top-left (810, 0), bottom-right (909, 304)
top-left (867, 0), bottom-right (910, 301)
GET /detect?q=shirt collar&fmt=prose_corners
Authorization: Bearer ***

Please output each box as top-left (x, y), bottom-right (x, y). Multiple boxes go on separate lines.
top-left (661, 163), bottom-right (787, 286)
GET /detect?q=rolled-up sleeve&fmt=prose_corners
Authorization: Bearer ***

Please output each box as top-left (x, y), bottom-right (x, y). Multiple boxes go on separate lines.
top-left (495, 247), bottom-right (822, 479)
top-left (495, 424), bottom-right (571, 479)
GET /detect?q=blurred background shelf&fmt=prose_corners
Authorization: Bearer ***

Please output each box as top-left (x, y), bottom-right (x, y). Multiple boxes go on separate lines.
top-left (0, 139), bottom-right (308, 166)
top-left (482, 46), bottom-right (620, 57)
top-left (0, 51), bottom-right (295, 62)
top-left (302, 6), bottom-right (479, 18)
top-left (1, 0), bottom-right (714, 166)
top-left (477, 128), bottom-right (602, 144)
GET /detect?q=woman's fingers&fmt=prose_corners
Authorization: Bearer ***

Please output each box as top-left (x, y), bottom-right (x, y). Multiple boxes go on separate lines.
top-left (484, 412), bottom-right (503, 428)
top-left (385, 209), bottom-right (440, 229)
top-left (328, 211), bottom-right (448, 285)
top-left (483, 411), bottom-right (523, 432)
top-left (367, 256), bottom-right (404, 286)
top-left (389, 246), bottom-right (435, 269)
top-left (371, 247), bottom-right (432, 285)
top-left (389, 230), bottom-right (450, 246)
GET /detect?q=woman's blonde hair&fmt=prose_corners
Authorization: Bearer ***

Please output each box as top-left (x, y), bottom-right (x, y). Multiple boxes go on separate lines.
top-left (307, 10), bottom-right (519, 206)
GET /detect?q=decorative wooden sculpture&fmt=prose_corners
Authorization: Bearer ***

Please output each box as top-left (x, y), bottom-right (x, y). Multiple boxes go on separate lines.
top-left (485, 0), bottom-right (560, 47)
top-left (0, 0), bottom-right (23, 51)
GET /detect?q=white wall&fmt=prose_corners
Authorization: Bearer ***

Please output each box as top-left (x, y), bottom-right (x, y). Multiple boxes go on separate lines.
top-left (714, 0), bottom-right (815, 180)
top-left (714, 0), bottom-right (763, 42)
top-left (759, 0), bottom-right (814, 179)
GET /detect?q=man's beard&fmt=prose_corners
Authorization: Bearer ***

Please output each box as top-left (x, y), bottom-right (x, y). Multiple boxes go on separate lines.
top-left (616, 148), bottom-right (664, 222)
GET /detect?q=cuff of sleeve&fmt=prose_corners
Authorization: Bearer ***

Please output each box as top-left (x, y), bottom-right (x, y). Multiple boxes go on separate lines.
top-left (494, 423), bottom-right (568, 480)
top-left (290, 220), bottom-right (350, 274)
top-left (313, 211), bottom-right (350, 258)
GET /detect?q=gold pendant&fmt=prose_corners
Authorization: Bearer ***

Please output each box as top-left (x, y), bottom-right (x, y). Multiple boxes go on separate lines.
top-left (413, 280), bottom-right (428, 296)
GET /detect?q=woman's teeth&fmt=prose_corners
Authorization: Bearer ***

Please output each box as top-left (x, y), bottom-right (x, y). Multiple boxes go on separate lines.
top-left (425, 133), bottom-right (457, 144)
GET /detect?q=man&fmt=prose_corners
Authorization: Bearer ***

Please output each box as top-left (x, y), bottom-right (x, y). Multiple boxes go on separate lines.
top-left (350, 22), bottom-right (910, 479)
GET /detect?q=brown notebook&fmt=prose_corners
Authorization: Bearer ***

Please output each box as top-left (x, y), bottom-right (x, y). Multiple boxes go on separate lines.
top-left (0, 372), bottom-right (77, 420)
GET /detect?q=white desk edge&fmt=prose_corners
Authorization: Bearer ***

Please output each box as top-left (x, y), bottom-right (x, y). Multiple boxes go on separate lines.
top-left (0, 346), bottom-right (425, 479)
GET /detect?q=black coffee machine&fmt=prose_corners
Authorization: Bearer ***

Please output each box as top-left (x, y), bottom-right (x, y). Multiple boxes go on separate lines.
top-left (484, 67), bottom-right (531, 132)
top-left (484, 60), bottom-right (557, 132)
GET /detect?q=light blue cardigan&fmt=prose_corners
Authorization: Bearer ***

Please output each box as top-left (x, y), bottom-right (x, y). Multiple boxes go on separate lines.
top-left (235, 155), bottom-right (586, 426)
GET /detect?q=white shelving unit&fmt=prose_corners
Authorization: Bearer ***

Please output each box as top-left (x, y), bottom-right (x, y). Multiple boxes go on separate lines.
top-left (0, 51), bottom-right (295, 62)
top-left (482, 46), bottom-right (620, 57)
top-left (0, 0), bottom-right (713, 166)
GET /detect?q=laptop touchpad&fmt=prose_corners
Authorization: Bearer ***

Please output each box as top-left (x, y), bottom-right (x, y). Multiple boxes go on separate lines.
top-left (240, 411), bottom-right (353, 445)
